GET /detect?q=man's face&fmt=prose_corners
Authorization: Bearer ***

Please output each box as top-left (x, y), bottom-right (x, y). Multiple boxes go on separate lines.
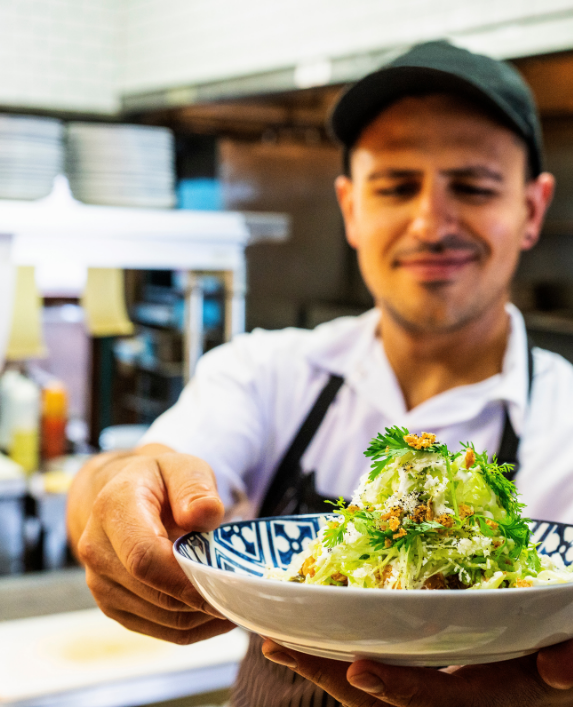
top-left (335, 94), bottom-right (554, 334)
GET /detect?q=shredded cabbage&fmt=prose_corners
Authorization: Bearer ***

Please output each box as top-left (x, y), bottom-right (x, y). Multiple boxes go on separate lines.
top-left (267, 427), bottom-right (573, 590)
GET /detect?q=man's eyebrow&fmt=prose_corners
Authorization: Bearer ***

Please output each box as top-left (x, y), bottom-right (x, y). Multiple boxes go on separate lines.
top-left (442, 166), bottom-right (504, 181)
top-left (367, 169), bottom-right (420, 181)
top-left (366, 166), bottom-right (504, 182)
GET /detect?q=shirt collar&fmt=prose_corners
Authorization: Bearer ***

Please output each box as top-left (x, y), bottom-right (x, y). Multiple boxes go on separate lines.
top-left (304, 303), bottom-right (530, 432)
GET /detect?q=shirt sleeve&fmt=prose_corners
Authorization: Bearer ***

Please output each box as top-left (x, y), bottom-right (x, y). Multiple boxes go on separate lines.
top-left (139, 333), bottom-right (268, 509)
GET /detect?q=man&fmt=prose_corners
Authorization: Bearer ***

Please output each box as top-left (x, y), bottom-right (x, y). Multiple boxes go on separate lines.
top-left (68, 41), bottom-right (573, 706)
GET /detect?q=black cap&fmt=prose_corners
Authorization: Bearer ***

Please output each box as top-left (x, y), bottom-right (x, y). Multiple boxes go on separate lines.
top-left (330, 40), bottom-right (543, 176)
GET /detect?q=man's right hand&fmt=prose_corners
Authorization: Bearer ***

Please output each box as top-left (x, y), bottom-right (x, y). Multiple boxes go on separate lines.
top-left (67, 445), bottom-right (236, 644)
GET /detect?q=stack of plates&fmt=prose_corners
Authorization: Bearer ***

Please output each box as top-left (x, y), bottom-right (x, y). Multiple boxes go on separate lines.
top-left (0, 115), bottom-right (63, 200)
top-left (66, 123), bottom-right (176, 208)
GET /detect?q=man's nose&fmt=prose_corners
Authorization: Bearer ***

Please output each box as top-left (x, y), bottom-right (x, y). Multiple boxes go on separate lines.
top-left (408, 183), bottom-right (456, 242)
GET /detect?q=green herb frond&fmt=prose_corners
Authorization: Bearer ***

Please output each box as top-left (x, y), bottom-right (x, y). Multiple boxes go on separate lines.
top-left (460, 442), bottom-right (523, 518)
top-left (364, 426), bottom-right (448, 481)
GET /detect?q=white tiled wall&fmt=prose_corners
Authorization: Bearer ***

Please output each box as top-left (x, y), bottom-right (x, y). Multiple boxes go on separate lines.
top-left (120, 0), bottom-right (573, 97)
top-left (0, 0), bottom-right (121, 114)
top-left (1, 0), bottom-right (573, 114)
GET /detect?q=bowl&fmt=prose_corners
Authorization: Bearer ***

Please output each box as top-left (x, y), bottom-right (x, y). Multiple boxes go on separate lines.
top-left (173, 515), bottom-right (573, 666)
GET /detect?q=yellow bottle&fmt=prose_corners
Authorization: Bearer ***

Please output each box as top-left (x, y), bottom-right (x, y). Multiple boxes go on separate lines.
top-left (8, 376), bottom-right (40, 475)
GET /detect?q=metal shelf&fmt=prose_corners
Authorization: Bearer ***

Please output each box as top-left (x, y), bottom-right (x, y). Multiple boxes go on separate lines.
top-left (0, 176), bottom-right (289, 373)
top-left (0, 176), bottom-right (288, 271)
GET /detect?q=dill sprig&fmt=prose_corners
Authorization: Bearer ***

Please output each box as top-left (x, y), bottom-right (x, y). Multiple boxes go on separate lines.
top-left (364, 426), bottom-right (448, 482)
top-left (460, 443), bottom-right (525, 519)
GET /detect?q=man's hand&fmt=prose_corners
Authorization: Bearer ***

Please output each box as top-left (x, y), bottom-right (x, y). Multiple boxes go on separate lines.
top-left (262, 638), bottom-right (573, 706)
top-left (67, 445), bottom-right (235, 644)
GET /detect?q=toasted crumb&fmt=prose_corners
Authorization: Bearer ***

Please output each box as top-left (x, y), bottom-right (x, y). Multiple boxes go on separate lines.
top-left (331, 572), bottom-right (348, 586)
top-left (404, 432), bottom-right (436, 450)
top-left (388, 516), bottom-right (401, 531)
top-left (393, 527), bottom-right (407, 539)
top-left (464, 448), bottom-right (476, 469)
top-left (410, 503), bottom-right (431, 523)
top-left (382, 506), bottom-right (403, 520)
top-left (422, 573), bottom-right (447, 590)
top-left (516, 579), bottom-right (533, 588)
top-left (300, 556), bottom-right (316, 578)
top-left (485, 519), bottom-right (499, 530)
top-left (347, 505), bottom-right (360, 513)
top-left (384, 538), bottom-right (392, 548)
top-left (459, 504), bottom-right (474, 519)
top-left (436, 514), bottom-right (455, 528)
top-left (378, 565), bottom-right (396, 587)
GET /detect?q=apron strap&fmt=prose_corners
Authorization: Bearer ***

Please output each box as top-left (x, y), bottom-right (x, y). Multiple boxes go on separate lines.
top-left (258, 374), bottom-right (344, 518)
top-left (497, 337), bottom-right (534, 480)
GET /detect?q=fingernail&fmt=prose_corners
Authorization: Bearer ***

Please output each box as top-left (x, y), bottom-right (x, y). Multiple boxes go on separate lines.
top-left (264, 650), bottom-right (297, 669)
top-left (348, 672), bottom-right (385, 694)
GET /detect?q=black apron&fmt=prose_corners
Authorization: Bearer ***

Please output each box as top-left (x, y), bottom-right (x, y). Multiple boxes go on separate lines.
top-left (231, 342), bottom-right (535, 707)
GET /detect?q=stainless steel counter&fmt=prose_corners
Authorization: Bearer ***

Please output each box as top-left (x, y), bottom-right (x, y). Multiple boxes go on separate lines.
top-left (0, 568), bottom-right (96, 621)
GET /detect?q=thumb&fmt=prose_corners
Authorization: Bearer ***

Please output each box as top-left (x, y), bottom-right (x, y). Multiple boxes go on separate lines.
top-left (537, 640), bottom-right (573, 690)
top-left (156, 453), bottom-right (225, 532)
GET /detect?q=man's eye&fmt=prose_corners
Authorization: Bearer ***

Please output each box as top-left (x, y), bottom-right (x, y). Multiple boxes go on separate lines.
top-left (452, 183), bottom-right (497, 198)
top-left (375, 183), bottom-right (419, 197)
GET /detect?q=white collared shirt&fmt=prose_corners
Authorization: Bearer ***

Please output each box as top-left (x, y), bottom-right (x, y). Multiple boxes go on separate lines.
top-left (142, 304), bottom-right (573, 523)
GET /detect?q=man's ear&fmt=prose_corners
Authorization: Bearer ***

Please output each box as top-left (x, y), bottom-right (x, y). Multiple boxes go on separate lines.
top-left (522, 172), bottom-right (555, 250)
top-left (335, 175), bottom-right (358, 249)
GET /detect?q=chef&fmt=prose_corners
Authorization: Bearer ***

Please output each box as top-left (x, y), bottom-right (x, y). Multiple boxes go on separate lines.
top-left (67, 41), bottom-right (573, 707)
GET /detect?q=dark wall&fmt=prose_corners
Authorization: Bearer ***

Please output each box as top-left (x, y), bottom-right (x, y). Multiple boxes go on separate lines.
top-left (220, 138), bottom-right (372, 331)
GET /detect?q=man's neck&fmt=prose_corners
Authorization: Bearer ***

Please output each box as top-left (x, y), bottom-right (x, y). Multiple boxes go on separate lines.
top-left (379, 303), bottom-right (511, 411)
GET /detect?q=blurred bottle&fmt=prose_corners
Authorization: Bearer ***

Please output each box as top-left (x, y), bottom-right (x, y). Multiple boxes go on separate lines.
top-left (0, 370), bottom-right (23, 452)
top-left (41, 381), bottom-right (68, 460)
top-left (9, 375), bottom-right (40, 474)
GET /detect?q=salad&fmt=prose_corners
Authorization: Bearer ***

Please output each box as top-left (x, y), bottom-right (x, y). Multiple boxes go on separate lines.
top-left (270, 427), bottom-right (573, 590)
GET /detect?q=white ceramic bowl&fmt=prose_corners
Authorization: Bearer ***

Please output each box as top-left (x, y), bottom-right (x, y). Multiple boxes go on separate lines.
top-left (174, 515), bottom-right (573, 666)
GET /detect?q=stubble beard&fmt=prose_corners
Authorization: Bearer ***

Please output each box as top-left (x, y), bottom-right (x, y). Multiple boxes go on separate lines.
top-left (377, 280), bottom-right (510, 336)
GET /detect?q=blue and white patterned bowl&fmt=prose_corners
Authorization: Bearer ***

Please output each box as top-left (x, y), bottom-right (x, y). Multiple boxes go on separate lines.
top-left (174, 515), bottom-right (573, 666)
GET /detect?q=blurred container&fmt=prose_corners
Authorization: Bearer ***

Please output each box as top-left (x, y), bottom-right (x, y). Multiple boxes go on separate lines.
top-left (8, 376), bottom-right (40, 474)
top-left (41, 381), bottom-right (68, 460)
top-left (177, 178), bottom-right (223, 210)
top-left (0, 370), bottom-right (22, 450)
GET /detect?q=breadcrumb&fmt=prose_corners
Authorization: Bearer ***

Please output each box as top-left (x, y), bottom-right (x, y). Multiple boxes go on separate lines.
top-left (300, 556), bottom-right (316, 578)
top-left (459, 504), bottom-right (474, 519)
top-left (404, 432), bottom-right (437, 450)
top-left (464, 448), bottom-right (476, 469)
top-left (436, 514), bottom-right (455, 528)
top-left (388, 517), bottom-right (401, 531)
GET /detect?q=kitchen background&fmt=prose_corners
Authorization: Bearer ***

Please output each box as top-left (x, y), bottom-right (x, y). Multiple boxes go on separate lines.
top-left (1, 1), bottom-right (573, 706)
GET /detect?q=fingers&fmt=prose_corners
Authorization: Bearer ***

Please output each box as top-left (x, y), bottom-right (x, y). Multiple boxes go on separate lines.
top-left (346, 654), bottom-right (551, 707)
top-left (86, 456), bottom-right (215, 609)
top-left (109, 608), bottom-right (235, 645)
top-left (262, 639), bottom-right (385, 707)
top-left (86, 569), bottom-right (217, 629)
top-left (538, 640), bottom-right (573, 690)
top-left (156, 453), bottom-right (225, 532)
top-left (78, 458), bottom-right (220, 617)
top-left (76, 450), bottom-right (231, 645)
top-left (262, 639), bottom-right (563, 707)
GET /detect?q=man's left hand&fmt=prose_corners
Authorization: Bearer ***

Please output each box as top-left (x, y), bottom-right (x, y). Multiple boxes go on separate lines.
top-left (262, 638), bottom-right (573, 706)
